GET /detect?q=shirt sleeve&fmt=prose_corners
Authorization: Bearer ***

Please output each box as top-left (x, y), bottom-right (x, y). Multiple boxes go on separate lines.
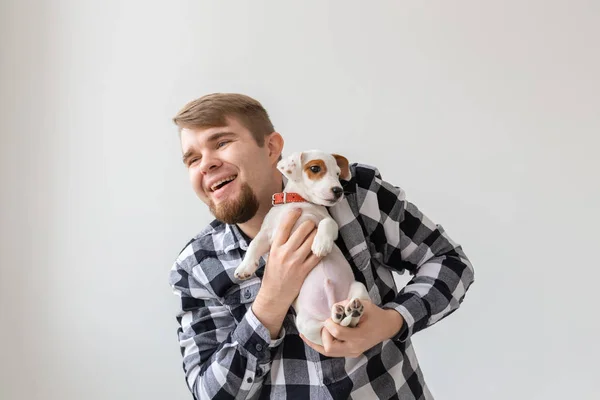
top-left (169, 260), bottom-right (285, 400)
top-left (352, 164), bottom-right (475, 342)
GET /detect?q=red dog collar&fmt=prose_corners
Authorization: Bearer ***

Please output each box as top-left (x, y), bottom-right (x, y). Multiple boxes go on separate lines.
top-left (271, 192), bottom-right (307, 205)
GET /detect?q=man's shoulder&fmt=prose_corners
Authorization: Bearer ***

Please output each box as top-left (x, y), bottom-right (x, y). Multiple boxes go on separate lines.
top-left (170, 219), bottom-right (238, 296)
top-left (343, 162), bottom-right (406, 212)
top-left (346, 162), bottom-right (404, 193)
top-left (349, 162), bottom-right (381, 180)
top-left (346, 162), bottom-right (387, 190)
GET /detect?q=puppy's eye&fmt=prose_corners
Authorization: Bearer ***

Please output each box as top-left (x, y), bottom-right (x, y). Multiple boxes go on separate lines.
top-left (310, 166), bottom-right (321, 173)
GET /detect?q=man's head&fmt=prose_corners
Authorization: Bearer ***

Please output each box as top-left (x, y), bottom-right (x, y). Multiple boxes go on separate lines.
top-left (277, 150), bottom-right (351, 207)
top-left (174, 93), bottom-right (283, 225)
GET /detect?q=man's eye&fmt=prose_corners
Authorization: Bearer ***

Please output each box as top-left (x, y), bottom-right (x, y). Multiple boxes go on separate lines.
top-left (217, 140), bottom-right (229, 148)
top-left (189, 158), bottom-right (199, 165)
top-left (310, 166), bottom-right (321, 173)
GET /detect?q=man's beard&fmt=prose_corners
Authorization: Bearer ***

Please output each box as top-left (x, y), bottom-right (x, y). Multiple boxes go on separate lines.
top-left (208, 181), bottom-right (260, 225)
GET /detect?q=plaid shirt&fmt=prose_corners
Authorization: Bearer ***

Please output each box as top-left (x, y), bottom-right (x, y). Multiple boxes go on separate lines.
top-left (169, 163), bottom-right (475, 400)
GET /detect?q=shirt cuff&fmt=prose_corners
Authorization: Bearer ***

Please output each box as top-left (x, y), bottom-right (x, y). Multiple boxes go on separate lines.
top-left (269, 325), bottom-right (286, 348)
top-left (232, 306), bottom-right (285, 360)
top-left (382, 292), bottom-right (428, 342)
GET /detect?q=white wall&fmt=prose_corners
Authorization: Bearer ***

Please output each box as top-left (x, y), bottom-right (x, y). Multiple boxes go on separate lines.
top-left (1, 1), bottom-right (598, 399)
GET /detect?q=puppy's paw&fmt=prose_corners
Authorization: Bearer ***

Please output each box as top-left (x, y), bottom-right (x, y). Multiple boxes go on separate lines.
top-left (311, 235), bottom-right (333, 257)
top-left (234, 259), bottom-right (258, 280)
top-left (331, 304), bottom-right (345, 324)
top-left (332, 299), bottom-right (364, 327)
top-left (345, 298), bottom-right (365, 319)
top-left (342, 298), bottom-right (365, 328)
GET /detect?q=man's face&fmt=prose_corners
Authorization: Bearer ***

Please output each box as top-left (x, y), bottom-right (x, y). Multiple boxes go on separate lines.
top-left (180, 117), bottom-right (273, 224)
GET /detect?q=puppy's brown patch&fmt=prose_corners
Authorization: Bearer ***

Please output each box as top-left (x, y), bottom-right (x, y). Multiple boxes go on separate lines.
top-left (304, 159), bottom-right (327, 180)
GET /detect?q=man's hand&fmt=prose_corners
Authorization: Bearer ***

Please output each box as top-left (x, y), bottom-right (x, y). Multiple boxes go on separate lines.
top-left (300, 300), bottom-right (404, 358)
top-left (252, 208), bottom-right (323, 338)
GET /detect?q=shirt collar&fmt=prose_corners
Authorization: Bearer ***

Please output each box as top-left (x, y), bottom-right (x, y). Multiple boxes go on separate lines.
top-left (222, 222), bottom-right (250, 252)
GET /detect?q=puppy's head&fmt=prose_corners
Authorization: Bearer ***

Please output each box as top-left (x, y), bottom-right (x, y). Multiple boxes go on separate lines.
top-left (277, 150), bottom-right (351, 206)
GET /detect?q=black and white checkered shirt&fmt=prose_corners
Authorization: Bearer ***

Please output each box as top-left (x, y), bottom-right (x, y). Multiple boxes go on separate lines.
top-left (169, 163), bottom-right (475, 399)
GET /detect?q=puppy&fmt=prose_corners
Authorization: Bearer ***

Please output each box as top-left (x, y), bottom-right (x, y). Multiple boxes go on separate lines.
top-left (234, 150), bottom-right (370, 346)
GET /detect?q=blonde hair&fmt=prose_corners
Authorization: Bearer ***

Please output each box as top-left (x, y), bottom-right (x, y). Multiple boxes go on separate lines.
top-left (173, 93), bottom-right (275, 146)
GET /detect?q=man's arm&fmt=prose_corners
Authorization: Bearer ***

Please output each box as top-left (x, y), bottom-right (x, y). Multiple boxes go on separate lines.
top-left (170, 210), bottom-right (323, 398)
top-left (170, 262), bottom-right (283, 400)
top-left (251, 208), bottom-right (323, 338)
top-left (301, 164), bottom-right (474, 356)
top-left (359, 164), bottom-right (475, 341)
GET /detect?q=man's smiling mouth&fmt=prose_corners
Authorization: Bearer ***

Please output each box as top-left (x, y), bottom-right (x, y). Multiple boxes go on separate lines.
top-left (210, 175), bottom-right (237, 192)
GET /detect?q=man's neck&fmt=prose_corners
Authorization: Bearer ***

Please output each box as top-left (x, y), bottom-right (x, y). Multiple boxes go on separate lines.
top-left (237, 174), bottom-right (284, 239)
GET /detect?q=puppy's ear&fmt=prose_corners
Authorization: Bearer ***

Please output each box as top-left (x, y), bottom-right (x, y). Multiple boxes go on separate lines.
top-left (332, 154), bottom-right (351, 180)
top-left (277, 152), bottom-right (304, 181)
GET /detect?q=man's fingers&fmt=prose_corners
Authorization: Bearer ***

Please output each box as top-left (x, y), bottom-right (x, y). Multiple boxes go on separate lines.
top-left (300, 331), bottom-right (359, 358)
top-left (299, 331), bottom-right (340, 357)
top-left (302, 251), bottom-right (323, 271)
top-left (297, 229), bottom-right (317, 258)
top-left (273, 208), bottom-right (302, 246)
top-left (286, 220), bottom-right (316, 250)
top-left (324, 319), bottom-right (354, 341)
top-left (299, 333), bottom-right (328, 355)
top-left (321, 328), bottom-right (346, 356)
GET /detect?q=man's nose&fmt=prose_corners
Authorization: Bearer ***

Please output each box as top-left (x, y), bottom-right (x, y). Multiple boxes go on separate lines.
top-left (331, 186), bottom-right (343, 199)
top-left (200, 154), bottom-right (222, 174)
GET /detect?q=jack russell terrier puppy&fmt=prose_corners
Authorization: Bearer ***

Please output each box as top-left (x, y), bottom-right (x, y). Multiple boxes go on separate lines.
top-left (234, 150), bottom-right (370, 346)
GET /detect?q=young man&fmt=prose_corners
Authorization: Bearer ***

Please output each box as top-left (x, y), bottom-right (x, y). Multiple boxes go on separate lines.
top-left (169, 93), bottom-right (475, 400)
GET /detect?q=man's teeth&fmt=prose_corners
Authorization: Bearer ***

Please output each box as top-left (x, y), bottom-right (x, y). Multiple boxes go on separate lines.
top-left (211, 175), bottom-right (237, 191)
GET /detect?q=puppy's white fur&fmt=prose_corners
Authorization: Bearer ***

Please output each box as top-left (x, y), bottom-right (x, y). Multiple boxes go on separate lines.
top-left (234, 150), bottom-right (370, 345)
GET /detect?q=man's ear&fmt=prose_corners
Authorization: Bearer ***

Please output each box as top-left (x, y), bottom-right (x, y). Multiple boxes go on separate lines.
top-left (332, 153), bottom-right (351, 180)
top-left (277, 152), bottom-right (304, 181)
top-left (266, 132), bottom-right (284, 164)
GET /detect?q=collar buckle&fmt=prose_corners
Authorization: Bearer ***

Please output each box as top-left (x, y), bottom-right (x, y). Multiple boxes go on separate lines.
top-left (272, 192), bottom-right (303, 206)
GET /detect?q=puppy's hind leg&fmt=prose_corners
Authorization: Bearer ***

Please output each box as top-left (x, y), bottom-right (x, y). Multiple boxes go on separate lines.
top-left (341, 281), bottom-right (370, 328)
top-left (326, 278), bottom-right (349, 326)
top-left (331, 303), bottom-right (346, 325)
top-left (296, 312), bottom-right (325, 346)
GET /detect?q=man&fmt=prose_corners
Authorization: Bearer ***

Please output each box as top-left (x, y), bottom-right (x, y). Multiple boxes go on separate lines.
top-left (169, 93), bottom-right (475, 399)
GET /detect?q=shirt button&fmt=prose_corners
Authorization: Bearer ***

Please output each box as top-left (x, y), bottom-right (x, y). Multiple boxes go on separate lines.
top-left (255, 343), bottom-right (263, 352)
top-left (247, 377), bottom-right (253, 383)
top-left (244, 290), bottom-right (251, 299)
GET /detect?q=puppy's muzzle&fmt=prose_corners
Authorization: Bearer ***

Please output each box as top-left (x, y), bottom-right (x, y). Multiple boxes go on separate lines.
top-left (331, 186), bottom-right (343, 199)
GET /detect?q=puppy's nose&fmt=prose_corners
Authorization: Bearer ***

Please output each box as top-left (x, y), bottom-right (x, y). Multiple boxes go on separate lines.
top-left (331, 186), bottom-right (343, 199)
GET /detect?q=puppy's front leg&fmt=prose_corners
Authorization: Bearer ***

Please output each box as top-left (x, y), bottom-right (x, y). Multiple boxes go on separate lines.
top-left (311, 217), bottom-right (338, 257)
top-left (234, 230), bottom-right (270, 280)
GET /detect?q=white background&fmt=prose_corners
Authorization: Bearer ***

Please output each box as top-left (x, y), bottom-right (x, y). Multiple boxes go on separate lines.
top-left (1, 1), bottom-right (599, 399)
